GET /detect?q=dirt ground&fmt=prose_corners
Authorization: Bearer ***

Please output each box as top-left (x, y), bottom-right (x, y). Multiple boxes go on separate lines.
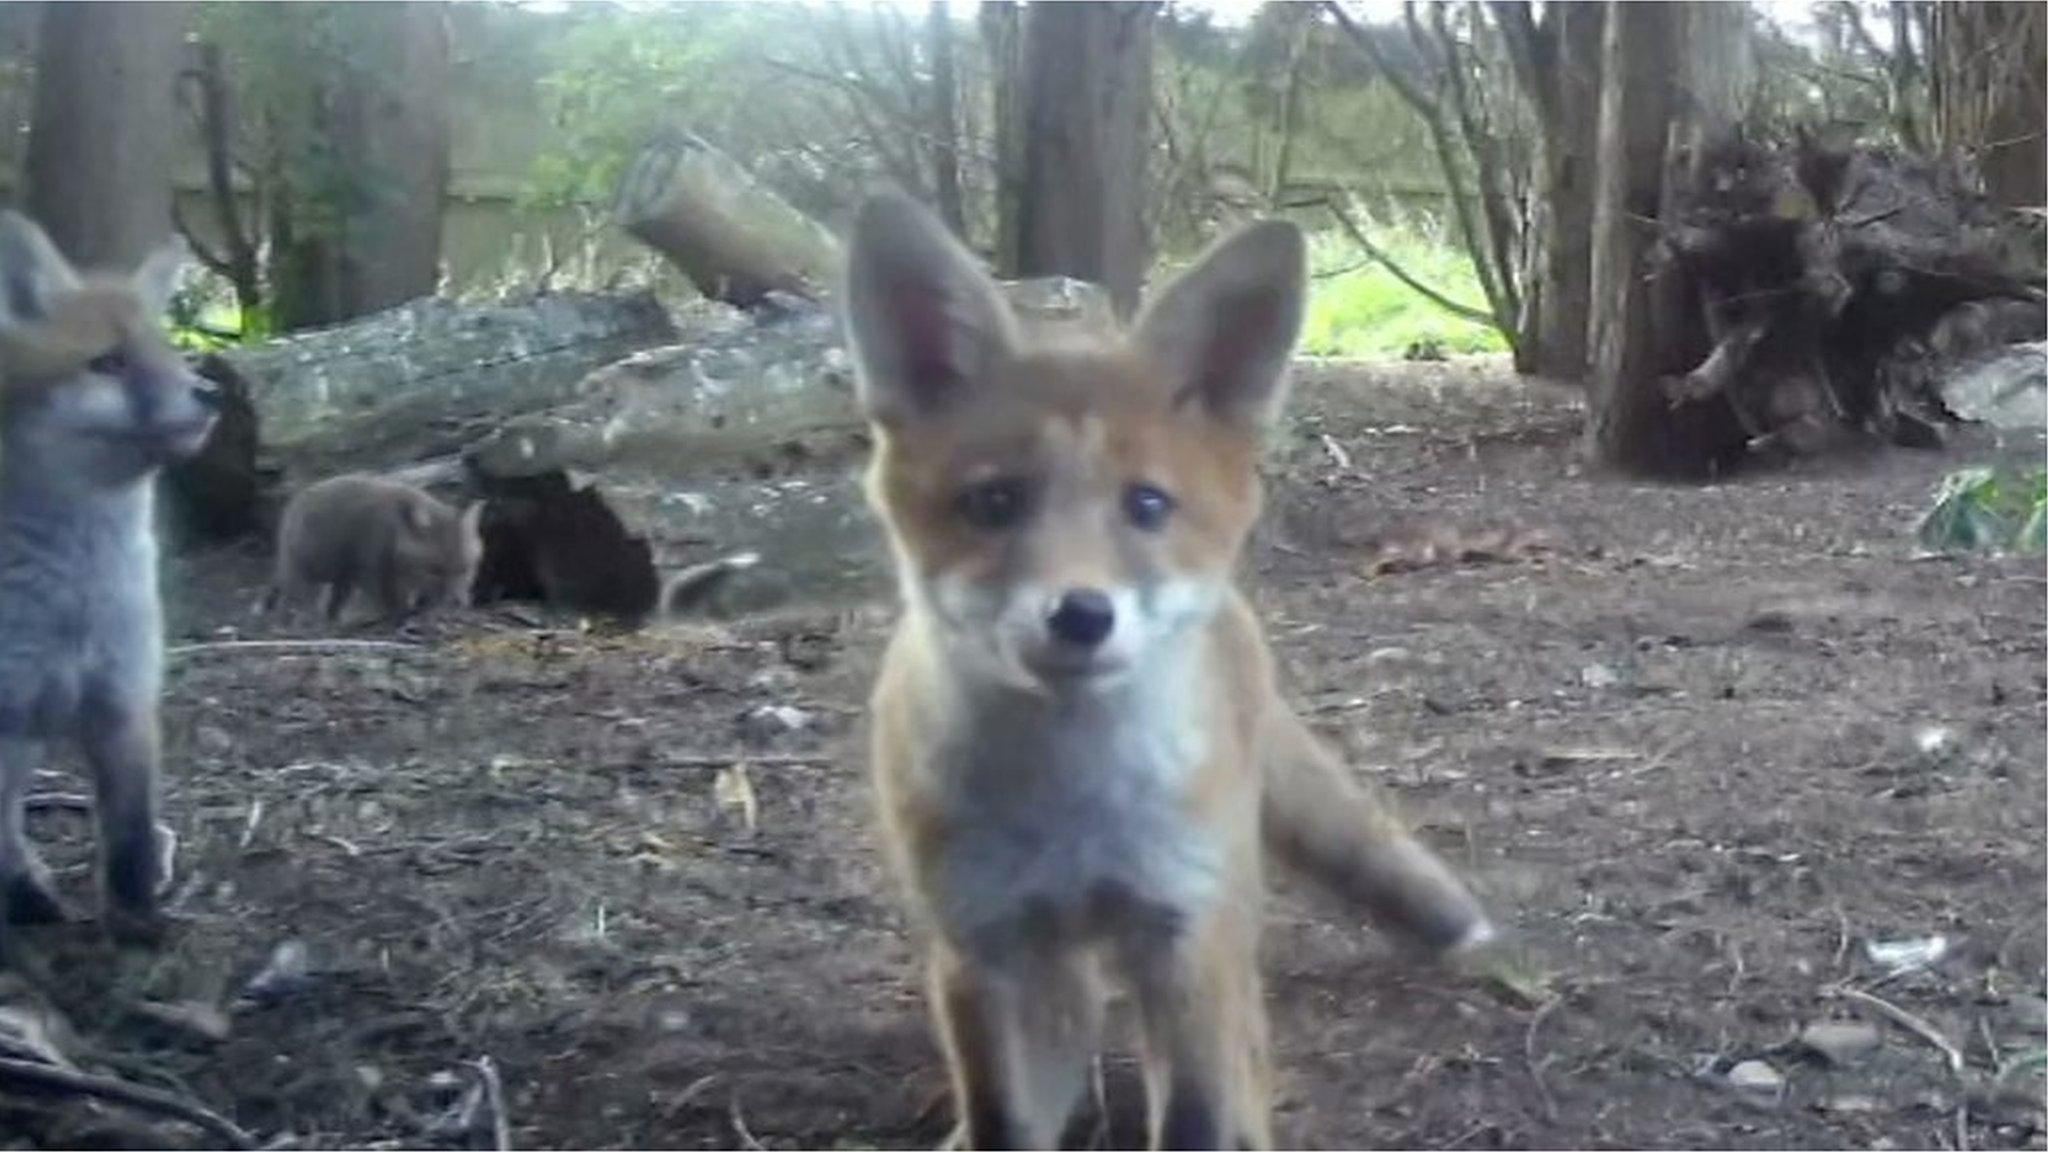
top-left (3, 359), bottom-right (2043, 1150)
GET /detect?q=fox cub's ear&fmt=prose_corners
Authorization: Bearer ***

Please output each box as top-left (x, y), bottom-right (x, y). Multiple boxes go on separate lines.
top-left (131, 236), bottom-right (190, 318)
top-left (0, 211), bottom-right (79, 327)
top-left (1134, 218), bottom-right (1306, 432)
top-left (842, 192), bottom-right (1017, 426)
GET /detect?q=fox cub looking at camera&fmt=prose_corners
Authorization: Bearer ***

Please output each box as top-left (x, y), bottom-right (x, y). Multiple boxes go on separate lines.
top-left (844, 192), bottom-right (1495, 1151)
top-left (0, 212), bottom-right (220, 948)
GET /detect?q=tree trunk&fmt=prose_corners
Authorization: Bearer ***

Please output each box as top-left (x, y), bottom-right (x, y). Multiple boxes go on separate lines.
top-left (1932, 1), bottom-right (2046, 209)
top-left (338, 1), bottom-right (450, 315)
top-left (22, 1), bottom-right (189, 270)
top-left (1532, 3), bottom-right (1602, 383)
top-left (1004, 1), bottom-right (1157, 316)
top-left (1585, 1), bottom-right (1752, 475)
top-left (926, 1), bottom-right (966, 238)
top-left (270, 2), bottom-right (450, 331)
top-left (981, 0), bottom-right (1025, 275)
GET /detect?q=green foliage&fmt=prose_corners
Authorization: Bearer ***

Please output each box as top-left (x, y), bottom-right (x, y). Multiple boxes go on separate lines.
top-left (521, 2), bottom-right (899, 224)
top-left (164, 286), bottom-right (273, 352)
top-left (1916, 465), bottom-right (2048, 554)
top-left (524, 4), bottom-right (757, 211)
top-left (1299, 229), bottom-right (1506, 359)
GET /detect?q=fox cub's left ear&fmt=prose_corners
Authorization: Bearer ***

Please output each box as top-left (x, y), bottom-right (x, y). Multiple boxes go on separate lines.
top-left (1134, 218), bottom-right (1306, 432)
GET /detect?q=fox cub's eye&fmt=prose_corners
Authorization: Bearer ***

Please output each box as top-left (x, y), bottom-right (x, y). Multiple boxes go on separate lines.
top-left (87, 350), bottom-right (129, 377)
top-left (1124, 483), bottom-right (1175, 530)
top-left (957, 477), bottom-right (1030, 530)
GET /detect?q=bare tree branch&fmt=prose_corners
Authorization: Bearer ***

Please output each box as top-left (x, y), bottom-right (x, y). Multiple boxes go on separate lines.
top-left (1328, 0), bottom-right (1514, 343)
top-left (1485, 0), bottom-right (1552, 122)
top-left (1323, 1), bottom-right (1437, 114)
top-left (1435, 3), bottom-right (1522, 324)
top-left (175, 44), bottom-right (263, 311)
top-left (1320, 194), bottom-right (1498, 326)
top-left (170, 197), bottom-right (233, 277)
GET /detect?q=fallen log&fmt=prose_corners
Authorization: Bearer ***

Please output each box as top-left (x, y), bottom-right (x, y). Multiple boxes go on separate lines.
top-left (214, 290), bottom-right (677, 478)
top-left (614, 129), bottom-right (842, 308)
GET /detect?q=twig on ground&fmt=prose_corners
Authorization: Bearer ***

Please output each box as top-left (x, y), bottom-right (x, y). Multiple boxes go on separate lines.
top-left (1319, 433), bottom-right (1354, 472)
top-left (0, 1055), bottom-right (256, 1148)
top-left (1830, 906), bottom-right (1853, 973)
top-left (1523, 995), bottom-right (1563, 1124)
top-left (647, 754), bottom-right (833, 770)
top-left (1838, 986), bottom-right (1965, 1074)
top-left (165, 639), bottom-right (421, 659)
top-left (730, 1092), bottom-right (767, 1151)
top-left (472, 1055), bottom-right (512, 1152)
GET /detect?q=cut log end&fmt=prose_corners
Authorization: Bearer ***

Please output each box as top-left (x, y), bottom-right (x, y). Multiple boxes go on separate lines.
top-left (613, 131), bottom-right (841, 310)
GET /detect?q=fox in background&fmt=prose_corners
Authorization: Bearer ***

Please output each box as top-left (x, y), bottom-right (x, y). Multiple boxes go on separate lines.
top-left (261, 472), bottom-right (484, 625)
top-left (0, 212), bottom-right (219, 951)
top-left (845, 192), bottom-right (1496, 1151)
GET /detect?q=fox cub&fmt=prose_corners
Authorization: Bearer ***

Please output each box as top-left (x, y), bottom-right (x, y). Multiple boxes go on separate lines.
top-left (0, 212), bottom-right (220, 946)
top-left (264, 474), bottom-right (483, 622)
top-left (844, 193), bottom-right (1495, 1150)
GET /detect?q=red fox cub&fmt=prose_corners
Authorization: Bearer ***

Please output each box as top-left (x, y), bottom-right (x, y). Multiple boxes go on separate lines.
top-left (844, 192), bottom-right (1494, 1151)
top-left (264, 474), bottom-right (483, 623)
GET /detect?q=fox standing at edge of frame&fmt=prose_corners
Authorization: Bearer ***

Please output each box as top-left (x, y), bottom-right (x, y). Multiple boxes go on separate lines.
top-left (0, 211), bottom-right (220, 950)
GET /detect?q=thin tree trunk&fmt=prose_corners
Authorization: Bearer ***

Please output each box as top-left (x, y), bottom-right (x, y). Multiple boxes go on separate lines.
top-left (1585, 0), bottom-right (1752, 474)
top-left (177, 41), bottom-right (263, 316)
top-left (981, 0), bottom-right (1025, 276)
top-left (334, 1), bottom-right (451, 316)
top-left (23, 1), bottom-right (190, 270)
top-left (270, 2), bottom-right (450, 331)
top-left (1269, 13), bottom-right (1310, 204)
top-left (1006, 1), bottom-right (1157, 316)
top-left (926, 1), bottom-right (966, 237)
top-left (1533, 2), bottom-right (1601, 383)
top-left (1585, 1), bottom-right (1678, 471)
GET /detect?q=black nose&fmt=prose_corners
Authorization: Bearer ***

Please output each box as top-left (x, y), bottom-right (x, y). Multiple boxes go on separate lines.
top-left (1047, 588), bottom-right (1115, 648)
top-left (190, 379), bottom-right (224, 411)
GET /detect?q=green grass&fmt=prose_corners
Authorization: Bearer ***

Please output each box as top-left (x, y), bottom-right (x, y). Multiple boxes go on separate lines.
top-left (1917, 464), bottom-right (2047, 554)
top-left (1299, 228), bottom-right (1507, 359)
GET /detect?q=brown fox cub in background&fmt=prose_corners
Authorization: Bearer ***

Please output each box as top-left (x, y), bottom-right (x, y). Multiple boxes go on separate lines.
top-left (263, 474), bottom-right (483, 622)
top-left (0, 212), bottom-right (220, 947)
top-left (844, 192), bottom-right (1494, 1150)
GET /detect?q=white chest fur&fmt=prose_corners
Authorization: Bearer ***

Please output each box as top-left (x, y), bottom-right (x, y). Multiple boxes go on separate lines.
top-left (916, 657), bottom-right (1226, 962)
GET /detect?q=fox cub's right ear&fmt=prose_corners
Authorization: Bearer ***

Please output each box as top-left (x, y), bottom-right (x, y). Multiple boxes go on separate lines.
top-left (0, 211), bottom-right (79, 327)
top-left (842, 192), bottom-right (1017, 426)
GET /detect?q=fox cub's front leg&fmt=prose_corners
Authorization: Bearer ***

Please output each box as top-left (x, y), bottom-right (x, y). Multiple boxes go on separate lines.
top-left (1126, 909), bottom-right (1272, 1152)
top-left (931, 945), bottom-right (1104, 1151)
top-left (79, 697), bottom-right (166, 942)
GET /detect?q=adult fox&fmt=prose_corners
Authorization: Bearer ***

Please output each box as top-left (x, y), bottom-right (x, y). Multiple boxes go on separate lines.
top-left (843, 193), bottom-right (1494, 1150)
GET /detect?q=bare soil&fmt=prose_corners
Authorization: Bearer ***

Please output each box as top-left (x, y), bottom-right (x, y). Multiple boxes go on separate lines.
top-left (4, 360), bottom-right (2043, 1150)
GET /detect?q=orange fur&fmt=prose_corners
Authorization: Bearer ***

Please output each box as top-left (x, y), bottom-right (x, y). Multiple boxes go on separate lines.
top-left (846, 193), bottom-right (1493, 1150)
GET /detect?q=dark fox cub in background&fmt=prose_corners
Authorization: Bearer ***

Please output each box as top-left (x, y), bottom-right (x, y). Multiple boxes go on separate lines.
top-left (263, 473), bottom-right (483, 623)
top-left (0, 212), bottom-right (220, 947)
